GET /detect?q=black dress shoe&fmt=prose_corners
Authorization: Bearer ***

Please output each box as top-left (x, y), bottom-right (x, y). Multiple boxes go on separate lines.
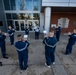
top-left (0, 62), bottom-right (3, 66)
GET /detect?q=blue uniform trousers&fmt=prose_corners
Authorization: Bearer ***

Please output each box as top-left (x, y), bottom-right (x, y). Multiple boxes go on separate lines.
top-left (0, 42), bottom-right (6, 58)
top-left (66, 43), bottom-right (74, 54)
top-left (45, 49), bottom-right (55, 66)
top-left (56, 32), bottom-right (60, 41)
top-left (18, 53), bottom-right (28, 70)
top-left (10, 35), bottom-right (14, 45)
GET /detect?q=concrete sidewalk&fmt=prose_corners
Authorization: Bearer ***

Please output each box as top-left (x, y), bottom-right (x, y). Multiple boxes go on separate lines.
top-left (0, 33), bottom-right (76, 75)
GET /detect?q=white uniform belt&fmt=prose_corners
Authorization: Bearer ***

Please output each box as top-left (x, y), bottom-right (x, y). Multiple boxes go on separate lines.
top-left (10, 33), bottom-right (14, 36)
top-left (16, 44), bottom-right (28, 51)
top-left (45, 40), bottom-right (57, 48)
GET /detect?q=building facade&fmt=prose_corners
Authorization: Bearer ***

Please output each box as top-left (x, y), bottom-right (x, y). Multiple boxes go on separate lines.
top-left (0, 0), bottom-right (41, 32)
top-left (41, 0), bottom-right (76, 33)
top-left (0, 0), bottom-right (76, 33)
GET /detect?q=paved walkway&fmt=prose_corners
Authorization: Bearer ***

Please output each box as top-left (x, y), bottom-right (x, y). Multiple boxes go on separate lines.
top-left (0, 32), bottom-right (76, 75)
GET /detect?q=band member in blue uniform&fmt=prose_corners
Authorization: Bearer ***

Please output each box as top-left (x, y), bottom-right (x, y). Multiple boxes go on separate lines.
top-left (7, 26), bottom-right (15, 45)
top-left (34, 26), bottom-right (40, 39)
top-left (65, 29), bottom-right (76, 55)
top-left (0, 30), bottom-right (8, 59)
top-left (55, 25), bottom-right (62, 41)
top-left (25, 27), bottom-right (29, 36)
top-left (15, 34), bottom-right (30, 70)
top-left (43, 31), bottom-right (57, 68)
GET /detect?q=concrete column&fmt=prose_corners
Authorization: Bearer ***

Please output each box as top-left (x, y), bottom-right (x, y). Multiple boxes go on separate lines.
top-left (44, 7), bottom-right (51, 33)
top-left (0, 0), bottom-right (7, 32)
top-left (40, 13), bottom-right (44, 33)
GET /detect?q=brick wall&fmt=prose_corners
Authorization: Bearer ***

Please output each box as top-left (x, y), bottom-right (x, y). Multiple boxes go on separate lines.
top-left (51, 12), bottom-right (76, 33)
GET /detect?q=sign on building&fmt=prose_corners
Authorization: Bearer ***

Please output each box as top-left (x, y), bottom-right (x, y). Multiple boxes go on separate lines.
top-left (58, 18), bottom-right (69, 28)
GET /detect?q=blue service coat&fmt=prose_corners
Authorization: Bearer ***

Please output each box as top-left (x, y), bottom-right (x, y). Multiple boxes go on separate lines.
top-left (68, 33), bottom-right (76, 45)
top-left (8, 29), bottom-right (15, 45)
top-left (43, 37), bottom-right (57, 52)
top-left (66, 33), bottom-right (76, 54)
top-left (7, 29), bottom-right (15, 37)
top-left (15, 41), bottom-right (30, 58)
top-left (0, 33), bottom-right (6, 57)
top-left (43, 37), bottom-right (57, 65)
top-left (0, 33), bottom-right (6, 45)
top-left (55, 27), bottom-right (62, 41)
top-left (25, 29), bottom-right (29, 35)
top-left (15, 41), bottom-right (30, 70)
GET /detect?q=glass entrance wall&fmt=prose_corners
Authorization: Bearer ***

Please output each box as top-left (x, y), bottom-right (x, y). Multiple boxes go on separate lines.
top-left (14, 20), bottom-right (39, 31)
top-left (14, 20), bottom-right (25, 31)
top-left (6, 13), bottom-right (40, 31)
top-left (3, 0), bottom-right (41, 31)
top-left (25, 0), bottom-right (33, 10)
top-left (3, 0), bottom-right (41, 11)
top-left (27, 20), bottom-right (39, 31)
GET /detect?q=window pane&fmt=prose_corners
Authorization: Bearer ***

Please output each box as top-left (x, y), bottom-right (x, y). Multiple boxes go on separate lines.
top-left (12, 13), bottom-right (18, 19)
top-left (16, 0), bottom-right (25, 10)
top-left (33, 0), bottom-right (38, 10)
top-left (18, 13), bottom-right (25, 19)
top-left (7, 20), bottom-right (13, 27)
top-left (27, 21), bottom-right (33, 31)
top-left (33, 0), bottom-right (40, 10)
top-left (25, 0), bottom-right (33, 10)
top-left (12, 13), bottom-right (33, 20)
top-left (10, 0), bottom-right (26, 10)
top-left (14, 21), bottom-right (20, 31)
top-left (3, 0), bottom-right (10, 10)
top-left (10, 0), bottom-right (16, 10)
top-left (33, 13), bottom-right (39, 20)
top-left (25, 13), bottom-right (33, 20)
top-left (6, 13), bottom-right (12, 19)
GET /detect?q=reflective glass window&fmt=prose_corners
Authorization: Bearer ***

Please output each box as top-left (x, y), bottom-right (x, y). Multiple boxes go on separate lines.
top-left (33, 0), bottom-right (40, 10)
top-left (12, 13), bottom-right (18, 19)
top-left (25, 13), bottom-right (33, 20)
top-left (3, 0), bottom-right (10, 10)
top-left (25, 0), bottom-right (33, 10)
top-left (16, 0), bottom-right (25, 10)
top-left (18, 13), bottom-right (25, 19)
top-left (33, 0), bottom-right (38, 10)
top-left (10, 0), bottom-right (16, 10)
top-left (33, 13), bottom-right (39, 20)
top-left (7, 20), bottom-right (13, 27)
top-left (6, 13), bottom-right (12, 19)
top-left (18, 13), bottom-right (33, 20)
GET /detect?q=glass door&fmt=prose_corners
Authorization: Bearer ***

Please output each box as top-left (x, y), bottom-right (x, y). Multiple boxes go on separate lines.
top-left (14, 21), bottom-right (20, 31)
top-left (20, 20), bottom-right (25, 31)
top-left (33, 20), bottom-right (39, 30)
top-left (27, 20), bottom-right (33, 31)
top-left (14, 20), bottom-right (25, 31)
top-left (27, 20), bottom-right (39, 31)
top-left (14, 20), bottom-right (39, 31)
